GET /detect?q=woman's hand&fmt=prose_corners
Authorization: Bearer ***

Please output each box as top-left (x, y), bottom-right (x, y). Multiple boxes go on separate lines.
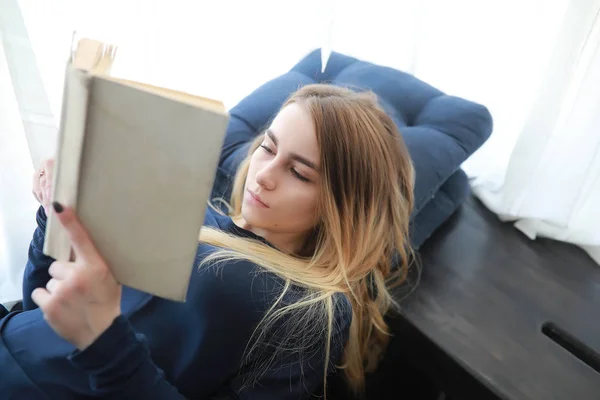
top-left (32, 158), bottom-right (55, 214)
top-left (32, 202), bottom-right (122, 350)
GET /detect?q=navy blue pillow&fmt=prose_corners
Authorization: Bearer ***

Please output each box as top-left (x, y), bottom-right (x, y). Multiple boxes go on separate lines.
top-left (212, 49), bottom-right (493, 247)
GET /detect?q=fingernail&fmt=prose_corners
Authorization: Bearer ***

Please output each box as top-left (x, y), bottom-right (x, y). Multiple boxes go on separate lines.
top-left (52, 202), bottom-right (64, 213)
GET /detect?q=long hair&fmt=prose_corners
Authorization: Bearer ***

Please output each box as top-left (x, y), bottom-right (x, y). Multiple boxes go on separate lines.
top-left (199, 84), bottom-right (415, 396)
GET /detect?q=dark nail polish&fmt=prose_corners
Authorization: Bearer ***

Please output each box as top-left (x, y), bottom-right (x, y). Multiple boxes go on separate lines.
top-left (52, 201), bottom-right (64, 213)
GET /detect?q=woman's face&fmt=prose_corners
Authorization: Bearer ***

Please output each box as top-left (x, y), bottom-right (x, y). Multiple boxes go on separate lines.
top-left (242, 103), bottom-right (320, 238)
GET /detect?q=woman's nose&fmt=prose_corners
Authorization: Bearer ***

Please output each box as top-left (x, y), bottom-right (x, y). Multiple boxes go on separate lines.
top-left (255, 163), bottom-right (277, 190)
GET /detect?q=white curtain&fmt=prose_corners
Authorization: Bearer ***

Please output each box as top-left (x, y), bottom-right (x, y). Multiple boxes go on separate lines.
top-left (469, 0), bottom-right (600, 264)
top-left (18, 0), bottom-right (600, 264)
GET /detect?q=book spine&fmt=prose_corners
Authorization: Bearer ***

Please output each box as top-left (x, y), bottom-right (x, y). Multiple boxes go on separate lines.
top-left (43, 65), bottom-right (92, 261)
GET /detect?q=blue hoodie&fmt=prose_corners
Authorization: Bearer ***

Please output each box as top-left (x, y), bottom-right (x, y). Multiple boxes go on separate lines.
top-left (0, 205), bottom-right (351, 399)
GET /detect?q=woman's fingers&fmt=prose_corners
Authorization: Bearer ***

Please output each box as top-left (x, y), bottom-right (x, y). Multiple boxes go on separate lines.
top-left (46, 278), bottom-right (59, 293)
top-left (53, 203), bottom-right (103, 266)
top-left (43, 159), bottom-right (54, 205)
top-left (32, 169), bottom-right (43, 203)
top-left (39, 174), bottom-right (48, 204)
top-left (31, 287), bottom-right (51, 309)
top-left (49, 261), bottom-right (71, 280)
top-left (32, 249), bottom-right (122, 350)
top-left (30, 206), bottom-right (122, 350)
top-left (32, 158), bottom-right (55, 206)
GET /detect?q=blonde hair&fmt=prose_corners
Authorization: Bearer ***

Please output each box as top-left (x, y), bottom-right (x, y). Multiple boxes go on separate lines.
top-left (199, 84), bottom-right (415, 396)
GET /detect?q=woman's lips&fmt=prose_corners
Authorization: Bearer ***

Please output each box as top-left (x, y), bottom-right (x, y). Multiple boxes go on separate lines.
top-left (246, 189), bottom-right (269, 208)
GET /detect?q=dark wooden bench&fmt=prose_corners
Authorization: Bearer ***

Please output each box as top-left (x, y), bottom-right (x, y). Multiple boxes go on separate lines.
top-left (376, 194), bottom-right (600, 399)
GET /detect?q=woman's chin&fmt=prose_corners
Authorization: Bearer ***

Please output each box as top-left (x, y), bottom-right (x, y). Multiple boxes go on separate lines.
top-left (240, 204), bottom-right (265, 227)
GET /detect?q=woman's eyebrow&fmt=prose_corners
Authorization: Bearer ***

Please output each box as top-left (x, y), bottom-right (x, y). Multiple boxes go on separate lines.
top-left (266, 129), bottom-right (278, 145)
top-left (266, 129), bottom-right (319, 171)
top-left (291, 154), bottom-right (318, 171)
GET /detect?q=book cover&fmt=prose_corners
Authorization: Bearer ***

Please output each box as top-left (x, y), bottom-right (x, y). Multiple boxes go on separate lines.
top-left (44, 39), bottom-right (229, 301)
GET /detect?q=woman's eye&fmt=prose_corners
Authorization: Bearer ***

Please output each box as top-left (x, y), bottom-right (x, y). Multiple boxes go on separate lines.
top-left (260, 144), bottom-right (274, 154)
top-left (258, 144), bottom-right (309, 182)
top-left (291, 168), bottom-right (310, 183)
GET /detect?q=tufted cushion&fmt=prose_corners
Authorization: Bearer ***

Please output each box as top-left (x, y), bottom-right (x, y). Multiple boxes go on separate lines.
top-left (212, 49), bottom-right (493, 248)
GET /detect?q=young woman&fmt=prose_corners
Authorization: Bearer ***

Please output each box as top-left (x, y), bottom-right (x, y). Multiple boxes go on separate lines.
top-left (0, 84), bottom-right (415, 399)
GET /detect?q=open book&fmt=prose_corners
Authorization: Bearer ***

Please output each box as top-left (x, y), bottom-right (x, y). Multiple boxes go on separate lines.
top-left (43, 38), bottom-right (229, 301)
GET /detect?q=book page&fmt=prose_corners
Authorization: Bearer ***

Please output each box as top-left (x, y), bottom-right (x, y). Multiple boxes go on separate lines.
top-left (103, 76), bottom-right (226, 115)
